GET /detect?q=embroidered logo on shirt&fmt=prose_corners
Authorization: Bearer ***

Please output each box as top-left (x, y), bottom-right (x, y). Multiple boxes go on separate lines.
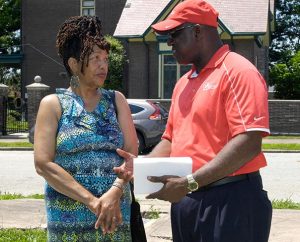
top-left (254, 116), bottom-right (264, 121)
top-left (203, 82), bottom-right (218, 91)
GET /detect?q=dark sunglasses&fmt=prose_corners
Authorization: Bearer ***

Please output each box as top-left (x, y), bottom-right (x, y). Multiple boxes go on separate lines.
top-left (168, 24), bottom-right (199, 39)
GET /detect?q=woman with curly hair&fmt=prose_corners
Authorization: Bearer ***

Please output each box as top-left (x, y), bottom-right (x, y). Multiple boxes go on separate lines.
top-left (34, 15), bottom-right (138, 241)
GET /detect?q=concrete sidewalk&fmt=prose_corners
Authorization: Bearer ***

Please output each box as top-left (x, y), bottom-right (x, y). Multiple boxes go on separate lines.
top-left (0, 198), bottom-right (300, 242)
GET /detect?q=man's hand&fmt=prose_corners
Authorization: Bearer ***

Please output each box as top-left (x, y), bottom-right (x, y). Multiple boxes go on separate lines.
top-left (113, 148), bottom-right (136, 182)
top-left (146, 175), bottom-right (189, 203)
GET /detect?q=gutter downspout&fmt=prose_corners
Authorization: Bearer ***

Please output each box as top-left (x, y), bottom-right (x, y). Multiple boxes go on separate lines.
top-left (230, 35), bottom-right (235, 51)
top-left (143, 37), bottom-right (150, 98)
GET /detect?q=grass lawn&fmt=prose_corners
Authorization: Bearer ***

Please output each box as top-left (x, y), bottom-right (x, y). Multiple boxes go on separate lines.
top-left (1, 135), bottom-right (300, 150)
top-left (0, 142), bottom-right (33, 148)
top-left (2, 141), bottom-right (300, 151)
top-left (0, 193), bottom-right (299, 209)
top-left (262, 143), bottom-right (300, 150)
top-left (265, 135), bottom-right (300, 139)
top-left (0, 229), bottom-right (46, 242)
top-left (272, 198), bottom-right (300, 209)
top-left (0, 193), bottom-right (44, 200)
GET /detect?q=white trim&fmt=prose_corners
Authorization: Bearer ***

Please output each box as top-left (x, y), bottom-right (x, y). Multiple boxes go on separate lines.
top-left (223, 63), bottom-right (247, 131)
top-left (158, 55), bottom-right (162, 98)
top-left (158, 53), bottom-right (192, 98)
top-left (246, 128), bottom-right (270, 134)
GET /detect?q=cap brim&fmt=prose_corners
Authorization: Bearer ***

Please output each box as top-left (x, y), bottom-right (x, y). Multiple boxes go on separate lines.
top-left (152, 19), bottom-right (183, 32)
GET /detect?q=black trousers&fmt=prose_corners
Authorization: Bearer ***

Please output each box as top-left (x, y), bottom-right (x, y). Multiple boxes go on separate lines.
top-left (171, 174), bottom-right (272, 242)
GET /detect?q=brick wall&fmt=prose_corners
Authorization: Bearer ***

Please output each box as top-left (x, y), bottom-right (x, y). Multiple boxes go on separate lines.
top-left (149, 99), bottom-right (300, 135)
top-left (0, 96), bottom-right (6, 134)
top-left (269, 100), bottom-right (300, 135)
top-left (127, 42), bottom-right (149, 98)
top-left (96, 0), bottom-right (126, 35)
top-left (21, 0), bottom-right (77, 94)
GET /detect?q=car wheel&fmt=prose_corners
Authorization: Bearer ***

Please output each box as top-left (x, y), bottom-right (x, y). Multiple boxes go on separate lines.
top-left (137, 132), bottom-right (145, 154)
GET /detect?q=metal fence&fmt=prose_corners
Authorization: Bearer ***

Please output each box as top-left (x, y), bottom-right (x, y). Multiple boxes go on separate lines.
top-left (2, 96), bottom-right (28, 135)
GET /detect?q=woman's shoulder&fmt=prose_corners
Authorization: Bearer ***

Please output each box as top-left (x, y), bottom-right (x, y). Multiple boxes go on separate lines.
top-left (41, 93), bottom-right (60, 105)
top-left (39, 94), bottom-right (61, 116)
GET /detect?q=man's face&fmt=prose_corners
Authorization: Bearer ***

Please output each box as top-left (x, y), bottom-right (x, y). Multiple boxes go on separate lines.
top-left (165, 23), bottom-right (200, 65)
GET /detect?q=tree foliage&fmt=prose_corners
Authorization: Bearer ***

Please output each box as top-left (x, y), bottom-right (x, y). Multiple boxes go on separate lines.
top-left (269, 0), bottom-right (300, 99)
top-left (104, 35), bottom-right (126, 92)
top-left (0, 0), bottom-right (21, 95)
top-left (0, 0), bottom-right (21, 53)
top-left (269, 51), bottom-right (300, 99)
top-left (269, 0), bottom-right (300, 64)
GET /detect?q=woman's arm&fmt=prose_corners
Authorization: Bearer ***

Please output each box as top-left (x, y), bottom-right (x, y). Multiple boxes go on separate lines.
top-left (110, 91), bottom-right (139, 182)
top-left (115, 91), bottom-right (138, 156)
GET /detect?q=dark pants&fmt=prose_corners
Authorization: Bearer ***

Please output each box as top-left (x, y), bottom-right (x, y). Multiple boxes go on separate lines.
top-left (171, 174), bottom-right (272, 242)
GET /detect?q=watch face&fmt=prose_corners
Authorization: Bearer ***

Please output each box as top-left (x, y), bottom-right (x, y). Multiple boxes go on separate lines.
top-left (189, 182), bottom-right (198, 191)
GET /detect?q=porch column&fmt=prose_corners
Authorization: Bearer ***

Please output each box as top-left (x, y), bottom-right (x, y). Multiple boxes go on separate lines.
top-left (26, 76), bottom-right (50, 131)
top-left (0, 84), bottom-right (9, 135)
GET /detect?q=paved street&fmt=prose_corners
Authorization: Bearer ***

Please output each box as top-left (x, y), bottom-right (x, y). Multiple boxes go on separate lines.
top-left (0, 151), bottom-right (300, 202)
top-left (0, 151), bottom-right (44, 195)
top-left (261, 153), bottom-right (300, 202)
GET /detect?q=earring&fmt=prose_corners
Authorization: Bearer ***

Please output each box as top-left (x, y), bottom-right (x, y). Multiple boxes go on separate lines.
top-left (70, 75), bottom-right (80, 89)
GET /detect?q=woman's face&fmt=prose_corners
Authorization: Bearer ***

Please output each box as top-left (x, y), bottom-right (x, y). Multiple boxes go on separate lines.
top-left (78, 45), bottom-right (109, 88)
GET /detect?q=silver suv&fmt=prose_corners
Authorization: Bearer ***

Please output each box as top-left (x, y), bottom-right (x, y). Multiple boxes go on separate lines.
top-left (128, 100), bottom-right (168, 153)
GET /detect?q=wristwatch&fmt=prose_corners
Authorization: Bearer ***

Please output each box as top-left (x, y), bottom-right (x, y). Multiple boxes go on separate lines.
top-left (186, 174), bottom-right (199, 192)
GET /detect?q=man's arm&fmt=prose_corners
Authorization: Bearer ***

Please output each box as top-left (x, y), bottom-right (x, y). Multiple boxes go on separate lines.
top-left (147, 139), bottom-right (172, 157)
top-left (192, 131), bottom-right (262, 187)
top-left (147, 131), bottom-right (262, 202)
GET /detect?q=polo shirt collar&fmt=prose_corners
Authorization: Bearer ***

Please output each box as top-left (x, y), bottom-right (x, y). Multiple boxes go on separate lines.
top-left (188, 45), bottom-right (230, 79)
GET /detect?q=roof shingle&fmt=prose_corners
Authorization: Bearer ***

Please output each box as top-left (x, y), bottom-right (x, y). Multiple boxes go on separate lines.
top-left (114, 0), bottom-right (271, 37)
top-left (114, 0), bottom-right (173, 37)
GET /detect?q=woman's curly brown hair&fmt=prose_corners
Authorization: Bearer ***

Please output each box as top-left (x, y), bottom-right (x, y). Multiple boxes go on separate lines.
top-left (56, 15), bottom-right (110, 76)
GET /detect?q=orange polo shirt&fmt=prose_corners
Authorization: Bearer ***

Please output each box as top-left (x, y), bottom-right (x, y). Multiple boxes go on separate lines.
top-left (162, 45), bottom-right (270, 174)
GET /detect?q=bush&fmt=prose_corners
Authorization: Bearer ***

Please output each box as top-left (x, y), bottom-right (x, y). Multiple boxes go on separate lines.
top-left (7, 110), bottom-right (21, 121)
top-left (104, 35), bottom-right (126, 92)
top-left (270, 51), bottom-right (300, 99)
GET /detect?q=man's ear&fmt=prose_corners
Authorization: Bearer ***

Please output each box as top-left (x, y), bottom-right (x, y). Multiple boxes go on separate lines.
top-left (68, 57), bottom-right (78, 74)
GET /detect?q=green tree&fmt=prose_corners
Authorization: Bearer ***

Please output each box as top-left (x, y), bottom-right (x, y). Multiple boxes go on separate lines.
top-left (104, 35), bottom-right (126, 92)
top-left (269, 0), bottom-right (300, 64)
top-left (270, 50), bottom-right (300, 99)
top-left (269, 0), bottom-right (300, 99)
top-left (0, 0), bottom-right (21, 54)
top-left (0, 0), bottom-right (21, 94)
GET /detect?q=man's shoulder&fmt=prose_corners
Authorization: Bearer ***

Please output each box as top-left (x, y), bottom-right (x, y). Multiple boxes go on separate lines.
top-left (224, 51), bottom-right (257, 72)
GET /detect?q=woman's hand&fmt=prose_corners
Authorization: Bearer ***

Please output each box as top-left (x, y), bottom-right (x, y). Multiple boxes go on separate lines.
top-left (88, 188), bottom-right (123, 234)
top-left (113, 148), bottom-right (135, 182)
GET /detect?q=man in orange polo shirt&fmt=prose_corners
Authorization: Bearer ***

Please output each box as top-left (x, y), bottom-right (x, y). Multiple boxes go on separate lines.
top-left (115, 0), bottom-right (272, 241)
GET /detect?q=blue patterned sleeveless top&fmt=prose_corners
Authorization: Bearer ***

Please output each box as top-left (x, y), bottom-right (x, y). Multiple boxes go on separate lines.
top-left (45, 88), bottom-right (132, 242)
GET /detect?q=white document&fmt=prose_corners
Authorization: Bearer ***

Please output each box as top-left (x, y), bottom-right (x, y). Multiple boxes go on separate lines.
top-left (133, 157), bottom-right (192, 195)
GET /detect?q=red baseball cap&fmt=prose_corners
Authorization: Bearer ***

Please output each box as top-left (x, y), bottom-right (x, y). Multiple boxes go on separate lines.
top-left (152, 0), bottom-right (219, 32)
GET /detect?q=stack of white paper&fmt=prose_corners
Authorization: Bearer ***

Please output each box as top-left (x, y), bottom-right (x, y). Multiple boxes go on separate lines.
top-left (133, 157), bottom-right (192, 195)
